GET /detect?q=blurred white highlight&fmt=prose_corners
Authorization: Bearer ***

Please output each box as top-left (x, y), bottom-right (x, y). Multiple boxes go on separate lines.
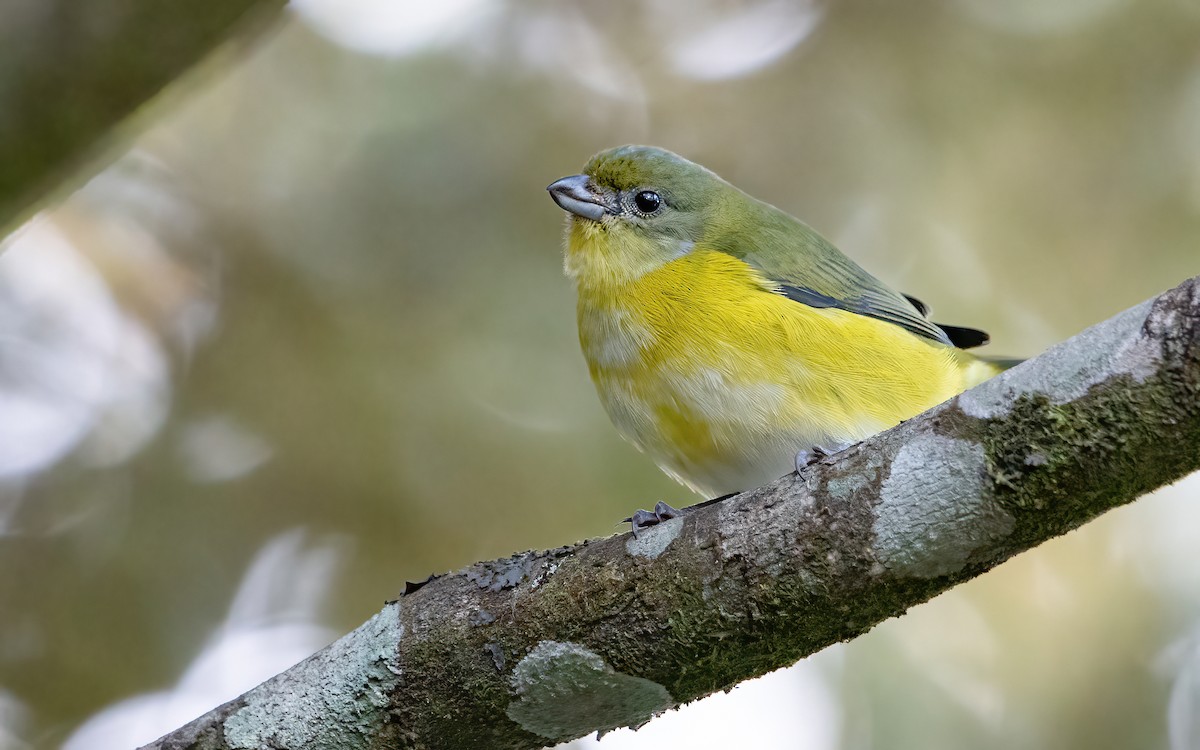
top-left (666, 0), bottom-right (823, 81)
top-left (178, 416), bottom-right (274, 483)
top-left (513, 11), bottom-right (647, 103)
top-left (290, 0), bottom-right (494, 57)
top-left (1160, 628), bottom-right (1200, 750)
top-left (1128, 475), bottom-right (1200, 750)
top-left (62, 529), bottom-right (348, 750)
top-left (0, 220), bottom-right (168, 481)
top-left (0, 688), bottom-right (30, 750)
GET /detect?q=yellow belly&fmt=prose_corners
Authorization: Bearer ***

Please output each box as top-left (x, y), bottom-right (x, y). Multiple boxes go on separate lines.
top-left (576, 249), bottom-right (994, 496)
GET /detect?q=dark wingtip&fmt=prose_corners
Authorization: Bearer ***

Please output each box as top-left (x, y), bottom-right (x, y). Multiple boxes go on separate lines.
top-left (903, 294), bottom-right (931, 317)
top-left (936, 324), bottom-right (991, 349)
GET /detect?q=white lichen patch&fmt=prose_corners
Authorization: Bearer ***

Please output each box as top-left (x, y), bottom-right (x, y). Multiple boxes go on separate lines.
top-left (223, 604), bottom-right (404, 749)
top-left (506, 640), bottom-right (673, 741)
top-left (959, 299), bottom-right (1155, 419)
top-left (875, 435), bottom-right (1014, 578)
top-left (625, 516), bottom-right (683, 558)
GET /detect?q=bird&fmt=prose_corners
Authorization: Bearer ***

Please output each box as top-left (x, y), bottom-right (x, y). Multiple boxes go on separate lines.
top-left (547, 145), bottom-right (1015, 530)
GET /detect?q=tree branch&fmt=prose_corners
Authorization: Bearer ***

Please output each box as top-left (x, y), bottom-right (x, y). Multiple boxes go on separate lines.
top-left (0, 0), bottom-right (285, 235)
top-left (144, 277), bottom-right (1200, 750)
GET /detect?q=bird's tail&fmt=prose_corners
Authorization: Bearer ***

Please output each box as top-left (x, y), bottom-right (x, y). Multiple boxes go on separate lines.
top-left (980, 355), bottom-right (1025, 372)
top-left (961, 354), bottom-right (1024, 389)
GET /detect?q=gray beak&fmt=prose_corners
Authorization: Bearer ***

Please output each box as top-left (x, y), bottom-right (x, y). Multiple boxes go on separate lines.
top-left (547, 175), bottom-right (612, 222)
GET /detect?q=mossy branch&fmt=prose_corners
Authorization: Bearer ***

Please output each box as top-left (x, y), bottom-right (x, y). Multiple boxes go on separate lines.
top-left (0, 0), bottom-right (285, 235)
top-left (144, 277), bottom-right (1200, 750)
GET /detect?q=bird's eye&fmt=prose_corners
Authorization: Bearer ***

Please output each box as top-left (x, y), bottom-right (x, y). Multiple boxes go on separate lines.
top-left (633, 190), bottom-right (662, 214)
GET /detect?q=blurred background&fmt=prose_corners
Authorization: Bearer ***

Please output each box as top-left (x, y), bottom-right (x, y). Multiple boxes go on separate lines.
top-left (1, 0), bottom-right (1199, 748)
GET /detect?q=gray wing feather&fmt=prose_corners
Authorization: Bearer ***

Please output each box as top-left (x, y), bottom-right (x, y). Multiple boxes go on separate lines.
top-left (733, 219), bottom-right (953, 346)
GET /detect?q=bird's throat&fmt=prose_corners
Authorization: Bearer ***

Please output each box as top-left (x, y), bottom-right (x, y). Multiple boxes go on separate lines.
top-left (563, 217), bottom-right (688, 290)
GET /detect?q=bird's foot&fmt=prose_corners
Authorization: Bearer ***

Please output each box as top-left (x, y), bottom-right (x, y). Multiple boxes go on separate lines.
top-left (623, 501), bottom-right (683, 538)
top-left (794, 442), bottom-right (852, 474)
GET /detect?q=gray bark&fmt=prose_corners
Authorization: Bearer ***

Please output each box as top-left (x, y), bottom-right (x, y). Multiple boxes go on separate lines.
top-left (143, 276), bottom-right (1200, 750)
top-left (0, 0), bottom-right (285, 234)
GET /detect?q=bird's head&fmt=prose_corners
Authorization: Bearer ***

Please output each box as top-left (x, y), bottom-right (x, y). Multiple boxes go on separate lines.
top-left (548, 145), bottom-right (735, 286)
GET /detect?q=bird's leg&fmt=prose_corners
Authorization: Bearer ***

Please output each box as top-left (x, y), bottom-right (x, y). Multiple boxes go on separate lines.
top-left (626, 445), bottom-right (852, 536)
top-left (794, 441), bottom-right (853, 474)
top-left (623, 493), bottom-right (740, 537)
top-left (624, 501), bottom-right (682, 538)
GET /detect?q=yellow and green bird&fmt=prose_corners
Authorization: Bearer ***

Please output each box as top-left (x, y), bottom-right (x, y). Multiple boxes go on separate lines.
top-left (548, 145), bottom-right (1011, 524)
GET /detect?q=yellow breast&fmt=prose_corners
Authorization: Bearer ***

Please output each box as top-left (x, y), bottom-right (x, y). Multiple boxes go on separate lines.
top-left (576, 248), bottom-right (991, 496)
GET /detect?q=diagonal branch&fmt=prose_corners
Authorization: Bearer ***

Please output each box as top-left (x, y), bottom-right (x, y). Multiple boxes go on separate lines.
top-left (144, 276), bottom-right (1200, 750)
top-left (0, 0), bottom-right (285, 235)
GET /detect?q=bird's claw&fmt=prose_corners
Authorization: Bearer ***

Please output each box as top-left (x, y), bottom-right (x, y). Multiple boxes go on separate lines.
top-left (623, 500), bottom-right (682, 538)
top-left (794, 442), bottom-right (852, 474)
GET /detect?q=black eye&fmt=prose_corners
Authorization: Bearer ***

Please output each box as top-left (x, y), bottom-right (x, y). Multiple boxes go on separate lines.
top-left (633, 190), bottom-right (662, 214)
